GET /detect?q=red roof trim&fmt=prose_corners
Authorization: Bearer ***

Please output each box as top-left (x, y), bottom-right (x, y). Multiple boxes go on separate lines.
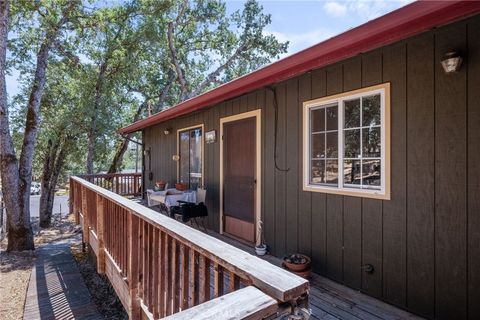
top-left (119, 0), bottom-right (480, 134)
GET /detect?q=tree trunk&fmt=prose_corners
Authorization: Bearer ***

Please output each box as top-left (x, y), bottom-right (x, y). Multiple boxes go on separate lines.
top-left (107, 101), bottom-right (147, 174)
top-left (86, 21), bottom-right (126, 174)
top-left (86, 67), bottom-right (105, 174)
top-left (39, 137), bottom-right (70, 228)
top-left (0, 1), bottom-right (70, 251)
top-left (0, 0), bottom-right (34, 251)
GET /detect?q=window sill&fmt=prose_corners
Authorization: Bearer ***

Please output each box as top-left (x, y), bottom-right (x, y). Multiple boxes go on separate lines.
top-left (303, 184), bottom-right (390, 200)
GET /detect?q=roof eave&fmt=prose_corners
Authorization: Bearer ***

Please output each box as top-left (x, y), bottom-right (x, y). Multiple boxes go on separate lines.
top-left (119, 0), bottom-right (480, 135)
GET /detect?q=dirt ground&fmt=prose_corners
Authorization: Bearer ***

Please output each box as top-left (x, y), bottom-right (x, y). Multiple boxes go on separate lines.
top-left (71, 243), bottom-right (128, 319)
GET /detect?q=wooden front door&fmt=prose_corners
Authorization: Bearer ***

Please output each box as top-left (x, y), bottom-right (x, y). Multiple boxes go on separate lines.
top-left (222, 116), bottom-right (256, 243)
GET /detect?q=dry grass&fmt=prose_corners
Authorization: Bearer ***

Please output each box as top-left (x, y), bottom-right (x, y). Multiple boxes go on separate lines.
top-left (0, 250), bottom-right (35, 320)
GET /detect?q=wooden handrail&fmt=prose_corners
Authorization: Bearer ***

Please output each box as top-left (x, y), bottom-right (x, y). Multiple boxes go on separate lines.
top-left (77, 173), bottom-right (142, 197)
top-left (70, 176), bottom-right (309, 319)
top-left (162, 286), bottom-right (278, 320)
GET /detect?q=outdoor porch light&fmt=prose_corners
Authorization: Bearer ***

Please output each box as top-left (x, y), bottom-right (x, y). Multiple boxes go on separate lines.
top-left (143, 147), bottom-right (151, 157)
top-left (164, 128), bottom-right (171, 135)
top-left (441, 51), bottom-right (463, 73)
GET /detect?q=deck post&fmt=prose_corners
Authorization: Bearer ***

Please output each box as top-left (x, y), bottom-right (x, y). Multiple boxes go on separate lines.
top-left (81, 185), bottom-right (89, 245)
top-left (96, 194), bottom-right (106, 274)
top-left (127, 211), bottom-right (141, 319)
top-left (69, 179), bottom-right (75, 223)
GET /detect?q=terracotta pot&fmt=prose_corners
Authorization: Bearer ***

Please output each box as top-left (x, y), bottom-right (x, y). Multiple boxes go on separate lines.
top-left (175, 183), bottom-right (188, 191)
top-left (283, 254), bottom-right (311, 272)
top-left (155, 180), bottom-right (166, 191)
top-left (282, 262), bottom-right (312, 279)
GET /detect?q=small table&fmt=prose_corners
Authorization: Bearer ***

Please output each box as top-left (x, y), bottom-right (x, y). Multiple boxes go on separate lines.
top-left (147, 188), bottom-right (196, 215)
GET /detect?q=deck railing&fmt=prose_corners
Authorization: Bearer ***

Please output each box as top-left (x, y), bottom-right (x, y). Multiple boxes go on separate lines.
top-left (78, 173), bottom-right (142, 197)
top-left (69, 176), bottom-right (309, 319)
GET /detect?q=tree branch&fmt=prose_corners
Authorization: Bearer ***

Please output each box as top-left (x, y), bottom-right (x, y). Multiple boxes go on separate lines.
top-left (19, 2), bottom-right (76, 190)
top-left (154, 71), bottom-right (176, 113)
top-left (167, 21), bottom-right (188, 100)
top-left (192, 42), bottom-right (248, 97)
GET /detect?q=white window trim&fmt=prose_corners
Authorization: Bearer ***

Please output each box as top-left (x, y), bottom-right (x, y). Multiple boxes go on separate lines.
top-left (303, 83), bottom-right (391, 200)
top-left (176, 124), bottom-right (205, 188)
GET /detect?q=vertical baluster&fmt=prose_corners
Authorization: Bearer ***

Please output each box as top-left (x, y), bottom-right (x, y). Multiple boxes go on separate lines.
top-left (180, 244), bottom-right (189, 310)
top-left (138, 219), bottom-right (144, 300)
top-left (172, 239), bottom-right (180, 313)
top-left (123, 209), bottom-right (129, 272)
top-left (126, 211), bottom-right (130, 273)
top-left (147, 223), bottom-right (152, 308)
top-left (189, 250), bottom-right (199, 307)
top-left (200, 257), bottom-right (210, 303)
top-left (142, 220), bottom-right (148, 303)
top-left (115, 206), bottom-right (119, 267)
top-left (96, 195), bottom-right (105, 274)
top-left (149, 225), bottom-right (155, 312)
top-left (133, 175), bottom-right (137, 195)
top-left (123, 210), bottom-right (126, 272)
top-left (81, 186), bottom-right (89, 244)
top-left (127, 212), bottom-right (141, 319)
top-left (159, 232), bottom-right (166, 317)
top-left (166, 235), bottom-right (173, 316)
top-left (152, 228), bottom-right (159, 319)
top-left (214, 262), bottom-right (224, 298)
top-left (119, 207), bottom-right (122, 270)
top-left (229, 271), bottom-right (240, 293)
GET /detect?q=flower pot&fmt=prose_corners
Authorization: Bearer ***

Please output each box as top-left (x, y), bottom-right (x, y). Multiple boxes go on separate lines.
top-left (281, 262), bottom-right (312, 279)
top-left (155, 180), bottom-right (166, 191)
top-left (283, 254), bottom-right (311, 272)
top-left (255, 244), bottom-right (267, 256)
top-left (175, 183), bottom-right (187, 191)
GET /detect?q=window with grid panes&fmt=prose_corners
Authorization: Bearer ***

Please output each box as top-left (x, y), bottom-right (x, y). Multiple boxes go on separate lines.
top-left (303, 84), bottom-right (390, 199)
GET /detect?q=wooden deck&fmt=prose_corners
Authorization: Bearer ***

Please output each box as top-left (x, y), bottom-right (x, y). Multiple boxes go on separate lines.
top-left (139, 196), bottom-right (424, 319)
top-left (71, 176), bottom-right (309, 319)
top-left (209, 231), bottom-right (423, 320)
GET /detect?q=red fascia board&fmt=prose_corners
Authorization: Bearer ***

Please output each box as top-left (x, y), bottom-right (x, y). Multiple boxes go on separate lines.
top-left (119, 0), bottom-right (480, 134)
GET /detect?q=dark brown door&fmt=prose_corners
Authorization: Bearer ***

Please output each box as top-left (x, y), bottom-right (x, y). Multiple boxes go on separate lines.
top-left (223, 117), bottom-right (256, 243)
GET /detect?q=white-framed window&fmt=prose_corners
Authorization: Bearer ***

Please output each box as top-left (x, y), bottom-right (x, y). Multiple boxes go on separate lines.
top-left (177, 125), bottom-right (204, 189)
top-left (303, 83), bottom-right (390, 200)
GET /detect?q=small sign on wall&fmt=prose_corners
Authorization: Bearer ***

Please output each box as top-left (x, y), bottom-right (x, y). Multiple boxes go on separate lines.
top-left (205, 130), bottom-right (217, 144)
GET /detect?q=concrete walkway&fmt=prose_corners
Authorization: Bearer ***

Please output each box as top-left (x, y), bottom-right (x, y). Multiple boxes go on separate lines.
top-left (23, 237), bottom-right (102, 320)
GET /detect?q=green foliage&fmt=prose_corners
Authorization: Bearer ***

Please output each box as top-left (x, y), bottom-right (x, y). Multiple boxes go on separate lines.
top-left (7, 0), bottom-right (288, 181)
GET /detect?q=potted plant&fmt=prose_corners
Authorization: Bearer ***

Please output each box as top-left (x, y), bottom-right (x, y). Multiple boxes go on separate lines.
top-left (283, 253), bottom-right (311, 278)
top-left (255, 221), bottom-right (267, 256)
top-left (154, 180), bottom-right (166, 191)
top-left (175, 182), bottom-right (188, 191)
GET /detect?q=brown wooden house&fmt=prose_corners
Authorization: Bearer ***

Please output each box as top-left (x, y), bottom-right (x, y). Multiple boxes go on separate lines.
top-left (119, 1), bottom-right (480, 318)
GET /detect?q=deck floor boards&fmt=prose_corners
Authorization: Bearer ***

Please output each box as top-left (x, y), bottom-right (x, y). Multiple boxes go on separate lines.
top-left (133, 201), bottom-right (425, 319)
top-left (207, 230), bottom-right (423, 320)
top-left (23, 236), bottom-right (101, 320)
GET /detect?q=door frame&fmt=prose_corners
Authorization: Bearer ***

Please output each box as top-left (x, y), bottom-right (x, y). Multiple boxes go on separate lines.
top-left (219, 109), bottom-right (262, 245)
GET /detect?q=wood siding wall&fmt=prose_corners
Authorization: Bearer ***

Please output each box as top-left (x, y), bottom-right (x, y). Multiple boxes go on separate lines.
top-left (142, 15), bottom-right (480, 319)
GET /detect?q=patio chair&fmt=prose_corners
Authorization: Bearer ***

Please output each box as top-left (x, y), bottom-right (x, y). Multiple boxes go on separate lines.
top-left (171, 187), bottom-right (208, 233)
top-left (146, 183), bottom-right (169, 207)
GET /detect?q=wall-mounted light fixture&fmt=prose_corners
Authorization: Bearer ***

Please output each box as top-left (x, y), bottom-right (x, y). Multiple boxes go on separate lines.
top-left (172, 154), bottom-right (180, 161)
top-left (164, 128), bottom-right (171, 135)
top-left (143, 147), bottom-right (151, 157)
top-left (441, 51), bottom-right (463, 74)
